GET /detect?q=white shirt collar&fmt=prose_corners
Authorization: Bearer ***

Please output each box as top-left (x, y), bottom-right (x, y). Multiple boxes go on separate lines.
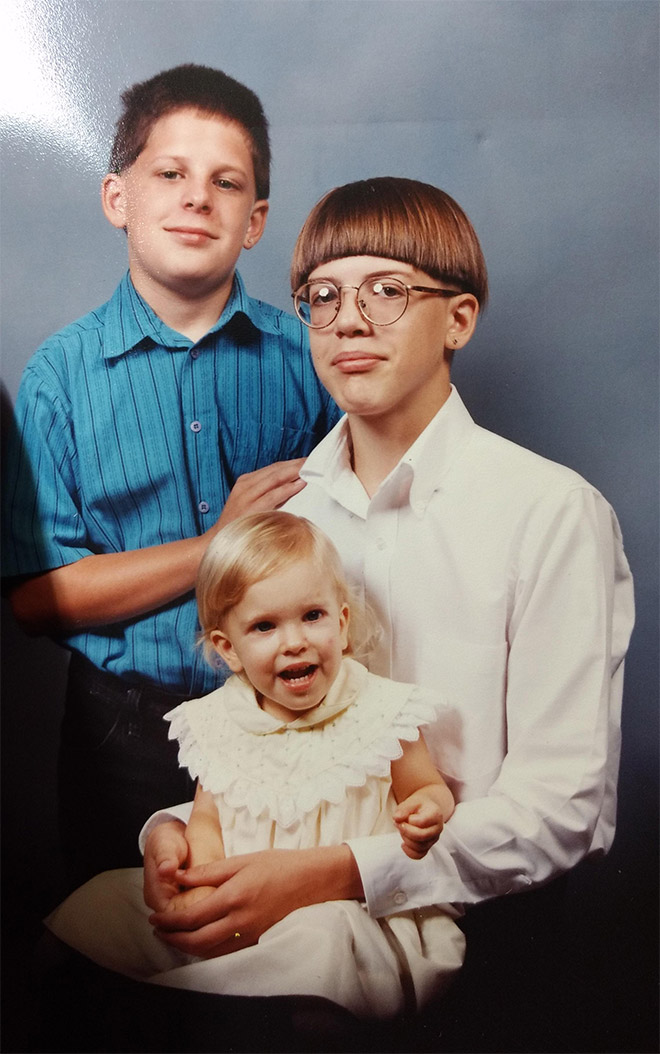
top-left (300, 386), bottom-right (476, 519)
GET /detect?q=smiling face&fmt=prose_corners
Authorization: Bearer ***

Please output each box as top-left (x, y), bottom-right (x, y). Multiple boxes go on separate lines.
top-left (210, 557), bottom-right (350, 723)
top-left (101, 107), bottom-right (268, 310)
top-left (307, 256), bottom-right (478, 438)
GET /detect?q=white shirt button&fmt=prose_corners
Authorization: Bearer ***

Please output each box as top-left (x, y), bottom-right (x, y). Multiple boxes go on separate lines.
top-left (190, 420), bottom-right (202, 433)
top-left (198, 501), bottom-right (210, 514)
top-left (393, 890), bottom-right (406, 906)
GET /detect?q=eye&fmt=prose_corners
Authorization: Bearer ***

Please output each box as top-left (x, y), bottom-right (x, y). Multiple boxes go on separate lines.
top-left (309, 284), bottom-right (338, 308)
top-left (214, 178), bottom-right (239, 190)
top-left (303, 609), bottom-right (324, 623)
top-left (252, 620), bottom-right (274, 633)
top-left (160, 170), bottom-right (181, 180)
top-left (371, 279), bottom-right (405, 299)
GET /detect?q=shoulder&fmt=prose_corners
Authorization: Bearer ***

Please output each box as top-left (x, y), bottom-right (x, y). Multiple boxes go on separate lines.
top-left (458, 428), bottom-right (625, 569)
top-left (463, 424), bottom-right (599, 504)
top-left (345, 660), bottom-right (446, 734)
top-left (20, 298), bottom-right (114, 387)
top-left (238, 285), bottom-right (306, 345)
top-left (36, 296), bottom-right (114, 353)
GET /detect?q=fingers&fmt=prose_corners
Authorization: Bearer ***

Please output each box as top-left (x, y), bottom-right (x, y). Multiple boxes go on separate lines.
top-left (150, 880), bottom-right (230, 932)
top-left (217, 459), bottom-right (307, 528)
top-left (173, 856), bottom-right (237, 887)
top-left (143, 821), bottom-right (189, 911)
top-left (150, 888), bottom-right (253, 957)
top-left (396, 806), bottom-right (443, 860)
top-left (399, 825), bottom-right (441, 859)
top-left (164, 885), bottom-right (217, 913)
top-left (154, 915), bottom-right (252, 957)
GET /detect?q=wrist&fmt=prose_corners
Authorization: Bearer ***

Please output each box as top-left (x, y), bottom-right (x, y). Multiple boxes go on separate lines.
top-left (299, 843), bottom-right (364, 904)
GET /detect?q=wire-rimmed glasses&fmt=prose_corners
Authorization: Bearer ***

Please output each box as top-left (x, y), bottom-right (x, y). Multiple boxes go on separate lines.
top-left (292, 276), bottom-right (460, 329)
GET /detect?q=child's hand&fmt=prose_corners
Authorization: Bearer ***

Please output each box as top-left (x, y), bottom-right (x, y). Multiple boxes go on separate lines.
top-left (393, 793), bottom-right (445, 860)
top-left (164, 884), bottom-right (218, 913)
top-left (143, 820), bottom-right (190, 912)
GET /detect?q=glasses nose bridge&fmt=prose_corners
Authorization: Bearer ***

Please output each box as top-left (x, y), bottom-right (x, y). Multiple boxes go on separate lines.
top-left (335, 282), bottom-right (368, 325)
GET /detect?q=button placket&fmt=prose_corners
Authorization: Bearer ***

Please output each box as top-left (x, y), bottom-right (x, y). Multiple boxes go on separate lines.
top-left (363, 508), bottom-right (397, 674)
top-left (181, 347), bottom-right (214, 525)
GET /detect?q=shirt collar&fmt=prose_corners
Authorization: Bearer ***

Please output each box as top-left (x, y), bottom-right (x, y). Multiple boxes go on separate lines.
top-left (300, 386), bottom-right (476, 518)
top-left (101, 270), bottom-right (282, 359)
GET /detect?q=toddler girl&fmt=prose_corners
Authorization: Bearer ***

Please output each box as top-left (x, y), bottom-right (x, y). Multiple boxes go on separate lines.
top-left (46, 511), bottom-right (464, 1019)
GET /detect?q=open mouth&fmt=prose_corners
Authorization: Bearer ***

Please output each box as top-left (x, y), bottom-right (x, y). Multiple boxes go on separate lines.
top-left (278, 664), bottom-right (317, 684)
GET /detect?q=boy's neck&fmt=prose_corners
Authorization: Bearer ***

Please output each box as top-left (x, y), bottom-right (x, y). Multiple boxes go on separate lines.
top-left (348, 386), bottom-right (452, 498)
top-left (131, 270), bottom-right (235, 343)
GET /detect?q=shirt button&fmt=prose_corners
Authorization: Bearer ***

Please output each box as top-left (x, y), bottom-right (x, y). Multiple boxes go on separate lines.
top-left (198, 501), bottom-right (210, 514)
top-left (393, 890), bottom-right (406, 906)
top-left (190, 348), bottom-right (200, 359)
top-left (190, 420), bottom-right (202, 433)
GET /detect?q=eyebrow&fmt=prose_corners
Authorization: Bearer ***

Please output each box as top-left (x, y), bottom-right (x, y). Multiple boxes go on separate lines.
top-left (308, 268), bottom-right (413, 283)
top-left (150, 154), bottom-right (248, 174)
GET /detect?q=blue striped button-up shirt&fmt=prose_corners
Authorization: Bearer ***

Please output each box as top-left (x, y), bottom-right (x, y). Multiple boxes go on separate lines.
top-left (3, 272), bottom-right (341, 693)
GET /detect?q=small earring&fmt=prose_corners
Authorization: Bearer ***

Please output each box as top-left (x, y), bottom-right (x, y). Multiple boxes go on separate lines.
top-left (453, 337), bottom-right (458, 346)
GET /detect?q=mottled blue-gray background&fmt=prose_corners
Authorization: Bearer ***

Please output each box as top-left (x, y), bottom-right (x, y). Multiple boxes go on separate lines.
top-left (1, 2), bottom-right (657, 1050)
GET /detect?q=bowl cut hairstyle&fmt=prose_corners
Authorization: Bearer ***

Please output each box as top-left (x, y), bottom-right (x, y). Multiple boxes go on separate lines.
top-left (291, 177), bottom-right (488, 308)
top-left (108, 63), bottom-right (271, 200)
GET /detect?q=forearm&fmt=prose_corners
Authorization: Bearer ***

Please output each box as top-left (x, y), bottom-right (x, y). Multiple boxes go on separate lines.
top-left (10, 458), bottom-right (308, 636)
top-left (185, 788), bottom-right (226, 868)
top-left (297, 843), bottom-right (365, 904)
top-left (350, 774), bottom-right (614, 918)
top-left (9, 533), bottom-right (212, 635)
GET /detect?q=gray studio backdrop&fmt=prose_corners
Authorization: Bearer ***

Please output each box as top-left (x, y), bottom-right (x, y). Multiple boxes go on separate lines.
top-left (1, 0), bottom-right (658, 1034)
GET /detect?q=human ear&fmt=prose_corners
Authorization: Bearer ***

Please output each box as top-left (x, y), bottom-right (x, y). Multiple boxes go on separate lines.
top-left (101, 174), bottom-right (129, 231)
top-left (339, 603), bottom-right (350, 653)
top-left (243, 200), bottom-right (269, 250)
top-left (446, 293), bottom-right (479, 350)
top-left (210, 629), bottom-right (244, 674)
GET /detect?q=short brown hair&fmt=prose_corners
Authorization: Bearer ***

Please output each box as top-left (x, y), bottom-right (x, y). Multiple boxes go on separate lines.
top-left (291, 177), bottom-right (488, 308)
top-left (109, 64), bottom-right (270, 199)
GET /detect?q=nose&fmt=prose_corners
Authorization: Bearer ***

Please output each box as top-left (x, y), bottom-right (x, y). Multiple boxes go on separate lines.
top-left (334, 286), bottom-right (371, 335)
top-left (281, 622), bottom-right (306, 653)
top-left (183, 179), bottom-right (212, 213)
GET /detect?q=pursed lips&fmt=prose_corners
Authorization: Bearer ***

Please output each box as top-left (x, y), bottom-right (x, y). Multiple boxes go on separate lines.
top-left (331, 350), bottom-right (384, 370)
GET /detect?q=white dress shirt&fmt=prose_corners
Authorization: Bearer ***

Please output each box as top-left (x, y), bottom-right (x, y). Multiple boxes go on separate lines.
top-left (283, 386), bottom-right (635, 915)
top-left (140, 387), bottom-right (634, 918)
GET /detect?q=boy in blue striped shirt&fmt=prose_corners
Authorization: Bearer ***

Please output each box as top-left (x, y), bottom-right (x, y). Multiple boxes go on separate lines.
top-left (3, 64), bottom-right (340, 888)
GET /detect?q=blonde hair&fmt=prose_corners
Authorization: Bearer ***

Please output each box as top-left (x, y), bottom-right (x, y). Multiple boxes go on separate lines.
top-left (291, 176), bottom-right (488, 309)
top-left (196, 511), bottom-right (375, 665)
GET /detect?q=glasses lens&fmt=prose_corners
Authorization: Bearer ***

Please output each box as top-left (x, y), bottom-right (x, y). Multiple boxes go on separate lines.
top-left (359, 277), bottom-right (408, 325)
top-left (295, 282), bottom-right (340, 328)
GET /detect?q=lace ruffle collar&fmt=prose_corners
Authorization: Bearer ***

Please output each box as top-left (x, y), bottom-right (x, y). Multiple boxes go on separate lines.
top-left (165, 658), bottom-right (444, 828)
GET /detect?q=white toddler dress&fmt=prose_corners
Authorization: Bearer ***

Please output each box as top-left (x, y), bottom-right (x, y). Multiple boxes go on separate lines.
top-left (45, 658), bottom-right (465, 1019)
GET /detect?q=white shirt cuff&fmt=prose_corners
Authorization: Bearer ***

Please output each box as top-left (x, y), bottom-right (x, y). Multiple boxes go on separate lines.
top-left (346, 832), bottom-right (447, 918)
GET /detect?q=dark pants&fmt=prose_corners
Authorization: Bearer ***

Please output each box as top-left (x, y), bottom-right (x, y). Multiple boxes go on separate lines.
top-left (58, 653), bottom-right (196, 890)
